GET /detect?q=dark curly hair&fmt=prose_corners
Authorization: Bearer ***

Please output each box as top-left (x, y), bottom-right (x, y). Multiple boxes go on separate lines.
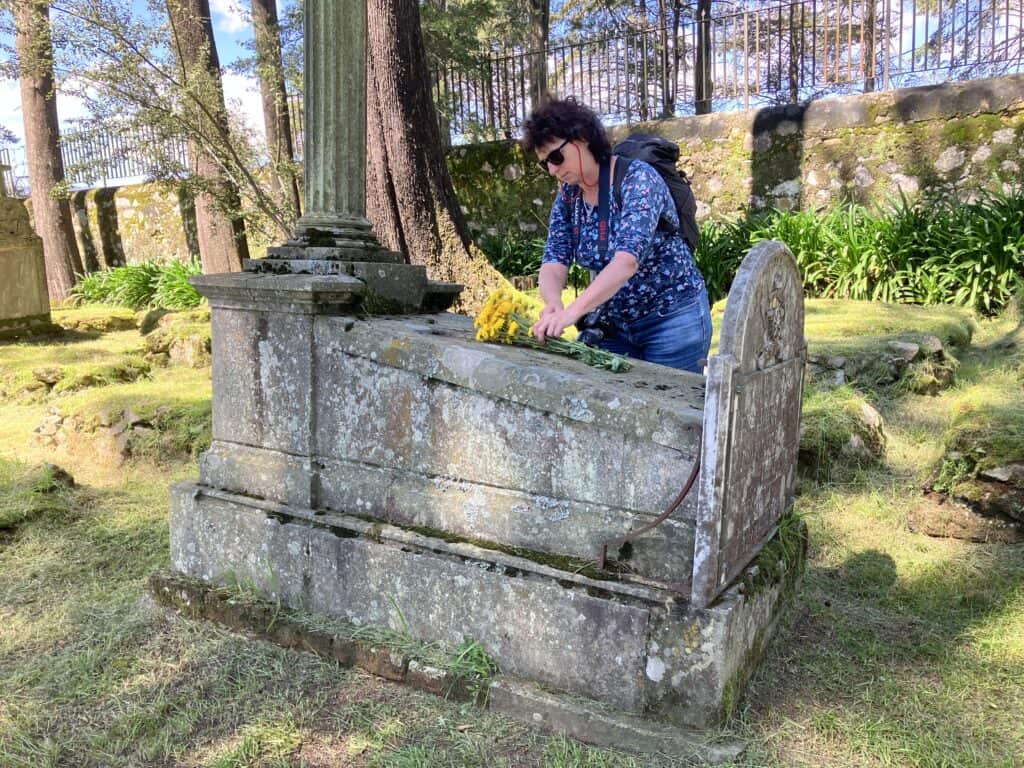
top-left (521, 96), bottom-right (612, 163)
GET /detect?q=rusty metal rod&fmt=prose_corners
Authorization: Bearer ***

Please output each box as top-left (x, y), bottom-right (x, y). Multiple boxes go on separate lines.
top-left (598, 430), bottom-right (703, 572)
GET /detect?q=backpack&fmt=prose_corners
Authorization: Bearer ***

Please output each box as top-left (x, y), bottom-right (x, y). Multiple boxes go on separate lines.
top-left (612, 133), bottom-right (700, 252)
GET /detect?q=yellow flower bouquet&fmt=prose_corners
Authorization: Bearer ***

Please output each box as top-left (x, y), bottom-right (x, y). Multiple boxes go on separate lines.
top-left (473, 287), bottom-right (633, 373)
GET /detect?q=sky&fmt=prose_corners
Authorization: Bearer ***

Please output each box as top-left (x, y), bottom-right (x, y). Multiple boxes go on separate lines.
top-left (0, 0), bottom-right (268, 188)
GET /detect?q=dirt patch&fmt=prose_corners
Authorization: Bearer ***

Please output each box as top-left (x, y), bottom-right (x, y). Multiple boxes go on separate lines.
top-left (907, 491), bottom-right (1024, 543)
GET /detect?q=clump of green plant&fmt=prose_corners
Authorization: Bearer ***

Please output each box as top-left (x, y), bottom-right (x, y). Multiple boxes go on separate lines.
top-left (696, 213), bottom-right (770, 303)
top-left (447, 637), bottom-right (499, 702)
top-left (476, 233), bottom-right (545, 277)
top-left (151, 260), bottom-right (204, 310)
top-left (73, 260), bottom-right (203, 311)
top-left (699, 185), bottom-right (1024, 313)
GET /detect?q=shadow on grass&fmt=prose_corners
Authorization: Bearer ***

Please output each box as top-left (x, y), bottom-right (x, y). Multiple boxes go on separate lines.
top-left (0, 328), bottom-right (104, 347)
top-left (740, 492), bottom-right (1024, 767)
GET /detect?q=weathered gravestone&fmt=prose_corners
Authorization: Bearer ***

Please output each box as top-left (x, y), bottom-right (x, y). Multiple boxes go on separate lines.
top-left (0, 195), bottom-right (59, 339)
top-left (170, 240), bottom-right (806, 734)
top-left (166, 0), bottom-right (807, 754)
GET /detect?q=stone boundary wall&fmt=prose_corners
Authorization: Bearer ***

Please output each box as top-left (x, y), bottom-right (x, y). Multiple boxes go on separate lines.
top-left (23, 182), bottom-right (274, 269)
top-left (447, 74), bottom-right (1024, 239)
top-left (70, 184), bottom-right (199, 268)
top-left (32, 75), bottom-right (1024, 265)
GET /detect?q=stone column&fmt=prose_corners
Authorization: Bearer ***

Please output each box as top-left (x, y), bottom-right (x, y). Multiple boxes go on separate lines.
top-left (239, 0), bottom-right (460, 312)
top-left (297, 0), bottom-right (373, 242)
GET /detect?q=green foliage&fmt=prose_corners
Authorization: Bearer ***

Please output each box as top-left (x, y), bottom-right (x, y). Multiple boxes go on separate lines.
top-left (72, 261), bottom-right (202, 311)
top-left (476, 234), bottom-right (591, 291)
top-left (702, 188), bottom-right (1024, 313)
top-left (150, 260), bottom-right (204, 310)
top-left (695, 213), bottom-right (768, 304)
top-left (476, 233), bottom-right (545, 277)
top-left (488, 185), bottom-right (1024, 312)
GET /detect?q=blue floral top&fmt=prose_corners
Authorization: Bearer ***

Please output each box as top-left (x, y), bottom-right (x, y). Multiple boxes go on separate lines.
top-left (542, 159), bottom-right (706, 326)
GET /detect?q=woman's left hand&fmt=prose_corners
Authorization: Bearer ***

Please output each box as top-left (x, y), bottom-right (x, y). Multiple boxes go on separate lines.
top-left (532, 306), bottom-right (581, 343)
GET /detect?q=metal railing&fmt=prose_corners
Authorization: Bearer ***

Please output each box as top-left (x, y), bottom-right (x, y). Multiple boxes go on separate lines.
top-left (0, 147), bottom-right (15, 197)
top-left (60, 125), bottom-right (189, 188)
top-left (52, 0), bottom-right (1024, 185)
top-left (59, 103), bottom-right (304, 190)
top-left (434, 0), bottom-right (1024, 142)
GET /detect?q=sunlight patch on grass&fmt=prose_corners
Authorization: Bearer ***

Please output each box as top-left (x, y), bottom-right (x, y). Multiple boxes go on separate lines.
top-left (203, 717), bottom-right (304, 767)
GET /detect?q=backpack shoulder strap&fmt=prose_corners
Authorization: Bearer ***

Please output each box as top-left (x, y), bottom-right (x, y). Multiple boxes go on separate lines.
top-left (611, 155), bottom-right (632, 209)
top-left (596, 159), bottom-right (611, 259)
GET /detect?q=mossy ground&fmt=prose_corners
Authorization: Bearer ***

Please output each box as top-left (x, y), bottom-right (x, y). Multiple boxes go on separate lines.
top-left (929, 302), bottom-right (1024, 502)
top-left (1, 303), bottom-right (1022, 766)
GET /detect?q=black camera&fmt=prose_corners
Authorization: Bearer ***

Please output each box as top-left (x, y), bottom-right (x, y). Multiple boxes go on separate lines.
top-left (576, 309), bottom-right (613, 348)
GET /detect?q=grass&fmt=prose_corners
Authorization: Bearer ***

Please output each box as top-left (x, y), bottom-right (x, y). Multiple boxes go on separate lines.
top-left (0, 326), bottom-right (145, 402)
top-left (0, 303), bottom-right (1022, 766)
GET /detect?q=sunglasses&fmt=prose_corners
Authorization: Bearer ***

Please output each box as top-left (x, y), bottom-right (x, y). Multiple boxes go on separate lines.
top-left (537, 139), bottom-right (572, 170)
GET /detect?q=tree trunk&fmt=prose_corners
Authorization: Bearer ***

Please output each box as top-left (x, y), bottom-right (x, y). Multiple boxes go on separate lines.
top-left (366, 0), bottom-right (504, 314)
top-left (525, 0), bottom-right (549, 109)
top-left (14, 0), bottom-right (84, 302)
top-left (251, 0), bottom-right (302, 222)
top-left (165, 0), bottom-right (249, 273)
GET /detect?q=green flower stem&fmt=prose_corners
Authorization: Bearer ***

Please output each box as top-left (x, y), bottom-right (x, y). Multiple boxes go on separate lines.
top-left (502, 312), bottom-right (633, 372)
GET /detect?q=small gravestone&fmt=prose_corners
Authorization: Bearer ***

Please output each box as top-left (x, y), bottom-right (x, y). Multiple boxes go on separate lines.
top-left (0, 196), bottom-right (59, 339)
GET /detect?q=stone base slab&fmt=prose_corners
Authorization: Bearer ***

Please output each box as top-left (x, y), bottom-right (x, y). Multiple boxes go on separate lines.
top-left (148, 569), bottom-right (746, 763)
top-left (489, 677), bottom-right (746, 764)
top-left (0, 312), bottom-right (61, 340)
top-left (170, 481), bottom-right (806, 728)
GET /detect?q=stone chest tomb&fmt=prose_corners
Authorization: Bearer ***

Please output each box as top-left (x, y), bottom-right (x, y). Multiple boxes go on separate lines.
top-left (170, 239), bottom-right (807, 734)
top-left (167, 0), bottom-right (806, 749)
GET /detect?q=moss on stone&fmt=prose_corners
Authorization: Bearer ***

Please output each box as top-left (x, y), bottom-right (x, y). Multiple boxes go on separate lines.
top-left (53, 306), bottom-right (138, 332)
top-left (710, 515), bottom-right (807, 725)
top-left (51, 355), bottom-right (151, 394)
top-left (740, 514), bottom-right (808, 599)
top-left (351, 515), bottom-right (629, 582)
top-left (941, 114), bottom-right (1005, 146)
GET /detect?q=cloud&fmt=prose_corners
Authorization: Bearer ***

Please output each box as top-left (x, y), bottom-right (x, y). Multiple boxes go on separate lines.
top-left (222, 72), bottom-right (266, 143)
top-left (210, 0), bottom-right (249, 35)
top-left (0, 80), bottom-right (24, 145)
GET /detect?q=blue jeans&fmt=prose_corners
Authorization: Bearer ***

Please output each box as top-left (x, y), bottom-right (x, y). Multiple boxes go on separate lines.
top-left (598, 290), bottom-right (712, 373)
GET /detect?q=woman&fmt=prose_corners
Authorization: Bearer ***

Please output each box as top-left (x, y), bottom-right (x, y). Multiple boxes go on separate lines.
top-left (521, 97), bottom-right (711, 374)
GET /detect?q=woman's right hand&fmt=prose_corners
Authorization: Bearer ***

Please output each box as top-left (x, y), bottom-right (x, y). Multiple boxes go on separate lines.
top-left (532, 301), bottom-right (563, 342)
top-left (538, 301), bottom-right (563, 321)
